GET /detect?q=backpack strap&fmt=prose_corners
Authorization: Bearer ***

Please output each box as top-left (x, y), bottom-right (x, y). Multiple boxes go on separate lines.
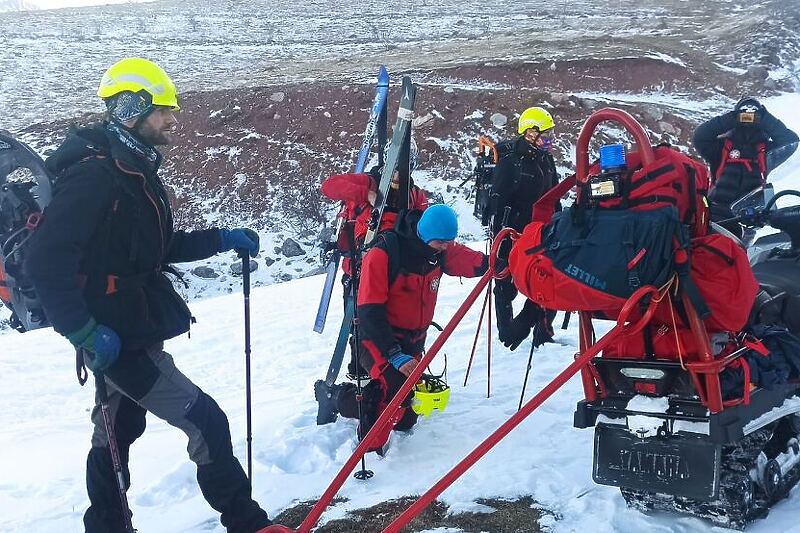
top-left (716, 139), bottom-right (734, 181)
top-left (377, 231), bottom-right (402, 286)
top-left (532, 173), bottom-right (574, 223)
top-left (756, 142), bottom-right (768, 184)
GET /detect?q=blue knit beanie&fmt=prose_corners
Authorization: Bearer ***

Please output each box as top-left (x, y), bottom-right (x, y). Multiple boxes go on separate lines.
top-left (417, 204), bottom-right (458, 244)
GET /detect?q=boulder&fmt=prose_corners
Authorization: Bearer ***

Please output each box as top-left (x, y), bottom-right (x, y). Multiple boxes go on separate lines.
top-left (490, 113), bottom-right (508, 129)
top-left (281, 238), bottom-right (305, 257)
top-left (230, 259), bottom-right (258, 276)
top-left (192, 266), bottom-right (219, 279)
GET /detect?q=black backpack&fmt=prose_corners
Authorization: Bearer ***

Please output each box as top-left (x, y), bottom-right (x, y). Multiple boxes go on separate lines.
top-left (0, 132), bottom-right (54, 332)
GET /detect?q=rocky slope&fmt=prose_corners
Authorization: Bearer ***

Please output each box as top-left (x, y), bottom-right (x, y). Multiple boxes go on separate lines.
top-left (1, 0), bottom-right (798, 320)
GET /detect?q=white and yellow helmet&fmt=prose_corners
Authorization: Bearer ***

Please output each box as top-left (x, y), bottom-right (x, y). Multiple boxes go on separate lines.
top-left (518, 106), bottom-right (554, 135)
top-left (98, 58), bottom-right (179, 121)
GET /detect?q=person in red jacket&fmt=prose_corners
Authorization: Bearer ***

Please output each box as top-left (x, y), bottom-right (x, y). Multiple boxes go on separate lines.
top-left (314, 205), bottom-right (487, 448)
top-left (320, 165), bottom-right (428, 377)
top-left (320, 167), bottom-right (428, 279)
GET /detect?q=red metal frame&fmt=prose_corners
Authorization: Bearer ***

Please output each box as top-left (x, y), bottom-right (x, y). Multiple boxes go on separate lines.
top-left (381, 286), bottom-right (662, 532)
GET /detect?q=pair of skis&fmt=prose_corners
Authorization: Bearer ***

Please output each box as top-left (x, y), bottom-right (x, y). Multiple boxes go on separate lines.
top-left (313, 66), bottom-right (390, 335)
top-left (314, 70), bottom-right (417, 395)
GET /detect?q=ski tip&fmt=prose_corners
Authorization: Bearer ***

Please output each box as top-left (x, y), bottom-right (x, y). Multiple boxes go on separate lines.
top-left (378, 65), bottom-right (389, 84)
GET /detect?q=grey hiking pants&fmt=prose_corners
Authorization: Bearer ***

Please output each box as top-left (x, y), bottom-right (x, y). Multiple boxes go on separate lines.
top-left (83, 344), bottom-right (270, 533)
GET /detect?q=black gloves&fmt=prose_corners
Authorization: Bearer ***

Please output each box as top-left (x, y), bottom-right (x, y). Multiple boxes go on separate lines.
top-left (500, 303), bottom-right (555, 351)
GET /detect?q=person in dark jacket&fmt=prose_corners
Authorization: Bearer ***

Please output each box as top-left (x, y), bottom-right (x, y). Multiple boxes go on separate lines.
top-left (314, 205), bottom-right (487, 449)
top-left (25, 58), bottom-right (275, 533)
top-left (693, 96), bottom-right (798, 233)
top-left (491, 106), bottom-right (560, 351)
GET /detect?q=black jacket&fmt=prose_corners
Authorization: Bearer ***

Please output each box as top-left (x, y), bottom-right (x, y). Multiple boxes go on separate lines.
top-left (693, 110), bottom-right (798, 207)
top-left (490, 137), bottom-right (559, 236)
top-left (25, 123), bottom-right (221, 349)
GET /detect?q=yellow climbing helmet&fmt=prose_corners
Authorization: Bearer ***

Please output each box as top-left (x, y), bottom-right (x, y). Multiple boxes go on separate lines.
top-left (97, 58), bottom-right (179, 110)
top-left (412, 375), bottom-right (451, 417)
top-left (518, 106), bottom-right (554, 135)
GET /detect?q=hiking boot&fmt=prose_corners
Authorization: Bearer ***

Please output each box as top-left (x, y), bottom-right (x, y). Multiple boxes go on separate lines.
top-left (314, 380), bottom-right (341, 425)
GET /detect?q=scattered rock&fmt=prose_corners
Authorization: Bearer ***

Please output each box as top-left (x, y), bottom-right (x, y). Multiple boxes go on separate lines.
top-left (281, 238), bottom-right (305, 257)
top-left (746, 65), bottom-right (769, 80)
top-left (230, 259), bottom-right (258, 276)
top-left (413, 112), bottom-right (435, 129)
top-left (490, 113), bottom-right (508, 129)
top-left (318, 226), bottom-right (335, 243)
top-left (270, 91), bottom-right (286, 102)
top-left (192, 266), bottom-right (219, 279)
top-left (279, 273), bottom-right (293, 282)
top-left (264, 257), bottom-right (275, 267)
top-left (658, 121), bottom-right (676, 135)
top-left (643, 105), bottom-right (664, 122)
top-left (765, 78), bottom-right (778, 90)
top-left (549, 92), bottom-right (568, 106)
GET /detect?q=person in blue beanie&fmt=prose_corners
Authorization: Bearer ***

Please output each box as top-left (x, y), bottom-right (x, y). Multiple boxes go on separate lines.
top-left (315, 204), bottom-right (488, 450)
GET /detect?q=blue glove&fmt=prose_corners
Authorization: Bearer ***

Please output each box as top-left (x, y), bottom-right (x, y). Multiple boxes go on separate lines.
top-left (66, 318), bottom-right (121, 372)
top-left (388, 352), bottom-right (414, 371)
top-left (220, 228), bottom-right (260, 257)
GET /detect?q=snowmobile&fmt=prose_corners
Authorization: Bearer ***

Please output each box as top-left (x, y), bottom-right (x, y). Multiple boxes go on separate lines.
top-left (575, 184), bottom-right (800, 529)
top-left (0, 131), bottom-right (53, 332)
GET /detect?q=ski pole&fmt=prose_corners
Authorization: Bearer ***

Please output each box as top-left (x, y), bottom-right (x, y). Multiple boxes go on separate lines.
top-left (463, 282), bottom-right (490, 387)
top-left (487, 278), bottom-right (492, 398)
top-left (348, 234), bottom-right (373, 481)
top-left (518, 339), bottom-right (536, 411)
top-left (95, 371), bottom-right (135, 533)
top-left (239, 250), bottom-right (253, 482)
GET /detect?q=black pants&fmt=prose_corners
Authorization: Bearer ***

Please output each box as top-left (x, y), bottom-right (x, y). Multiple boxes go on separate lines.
top-left (336, 347), bottom-right (418, 438)
top-left (84, 345), bottom-right (270, 533)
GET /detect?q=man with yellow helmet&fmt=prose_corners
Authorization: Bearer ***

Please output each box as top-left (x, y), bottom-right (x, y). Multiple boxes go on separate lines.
top-left (25, 58), bottom-right (274, 532)
top-left (490, 106), bottom-right (560, 351)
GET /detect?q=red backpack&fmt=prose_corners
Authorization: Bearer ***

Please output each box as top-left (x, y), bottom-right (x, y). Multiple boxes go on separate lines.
top-left (509, 143), bottom-right (711, 318)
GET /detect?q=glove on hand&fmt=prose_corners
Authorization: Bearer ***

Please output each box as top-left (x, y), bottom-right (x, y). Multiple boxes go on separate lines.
top-left (531, 316), bottom-right (556, 349)
top-left (66, 318), bottom-right (121, 372)
top-left (502, 314), bottom-right (533, 351)
top-left (220, 228), bottom-right (260, 257)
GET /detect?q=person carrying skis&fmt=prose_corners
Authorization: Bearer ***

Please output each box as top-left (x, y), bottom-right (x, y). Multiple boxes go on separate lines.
top-left (693, 96), bottom-right (798, 236)
top-left (320, 142), bottom-right (429, 286)
top-left (490, 106), bottom-right (560, 351)
top-left (320, 145), bottom-right (428, 376)
top-left (24, 58), bottom-right (277, 533)
top-left (315, 204), bottom-right (487, 449)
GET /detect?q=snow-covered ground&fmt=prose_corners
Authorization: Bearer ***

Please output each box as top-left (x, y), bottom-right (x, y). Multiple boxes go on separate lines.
top-left (2, 93), bottom-right (800, 533)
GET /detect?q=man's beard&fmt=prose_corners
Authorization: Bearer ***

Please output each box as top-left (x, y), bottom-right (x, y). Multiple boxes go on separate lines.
top-left (136, 124), bottom-right (172, 146)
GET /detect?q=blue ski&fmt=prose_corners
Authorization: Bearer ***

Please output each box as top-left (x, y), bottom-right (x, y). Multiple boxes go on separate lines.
top-left (313, 66), bottom-right (390, 334)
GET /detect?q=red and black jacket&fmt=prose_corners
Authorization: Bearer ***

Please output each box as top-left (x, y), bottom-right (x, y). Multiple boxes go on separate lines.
top-left (321, 170), bottom-right (428, 274)
top-left (25, 123), bottom-right (220, 349)
top-left (357, 210), bottom-right (487, 374)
